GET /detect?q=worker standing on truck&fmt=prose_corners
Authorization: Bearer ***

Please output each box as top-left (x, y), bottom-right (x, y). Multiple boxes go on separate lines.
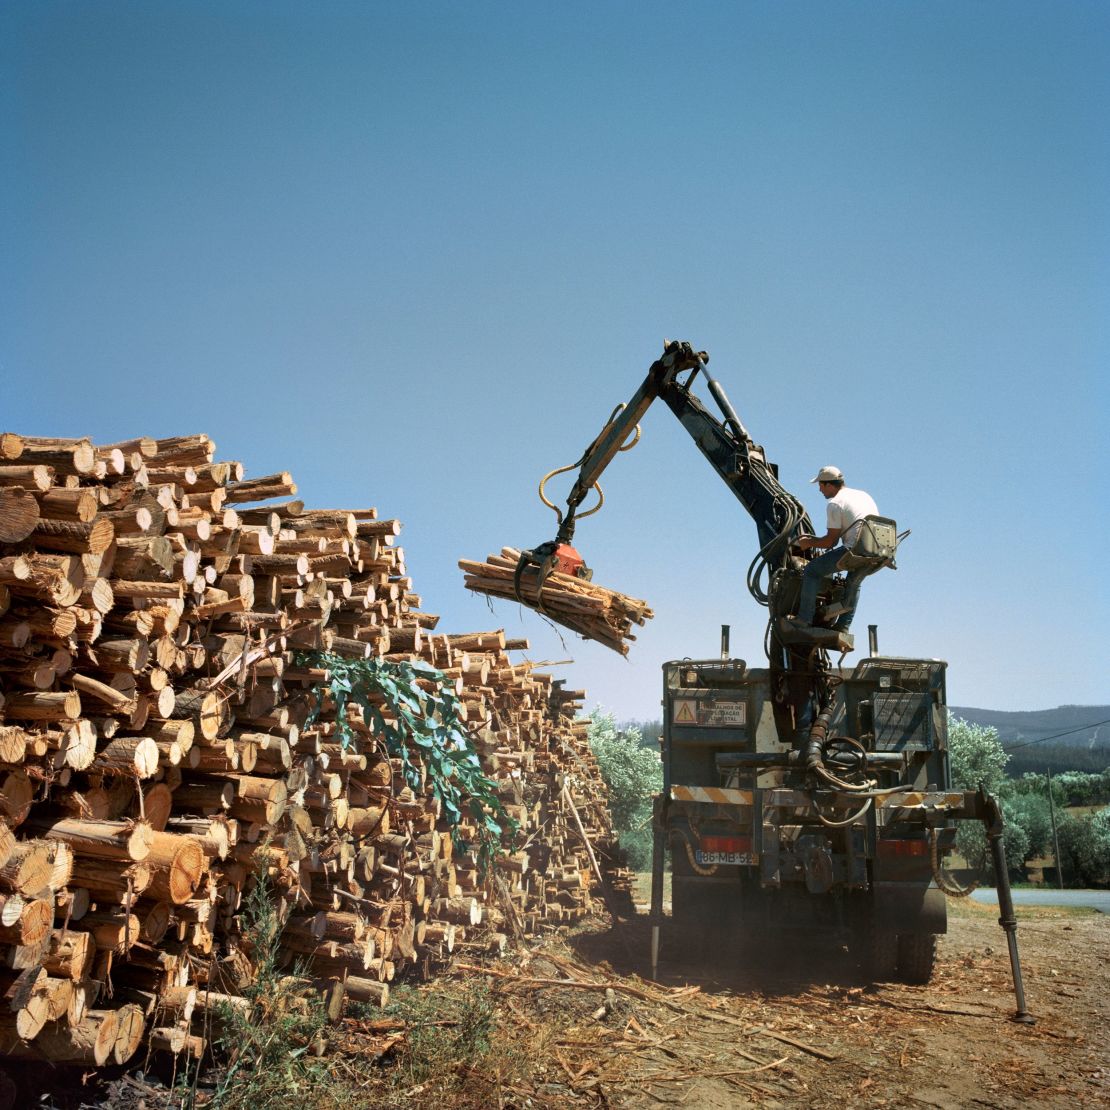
top-left (794, 465), bottom-right (878, 632)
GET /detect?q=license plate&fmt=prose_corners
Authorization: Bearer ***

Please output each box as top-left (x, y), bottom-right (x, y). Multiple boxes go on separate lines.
top-left (695, 850), bottom-right (753, 866)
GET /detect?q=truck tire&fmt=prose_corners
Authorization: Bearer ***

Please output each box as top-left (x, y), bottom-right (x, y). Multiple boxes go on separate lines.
top-left (896, 933), bottom-right (937, 985)
top-left (849, 923), bottom-right (898, 980)
top-left (869, 929), bottom-right (899, 980)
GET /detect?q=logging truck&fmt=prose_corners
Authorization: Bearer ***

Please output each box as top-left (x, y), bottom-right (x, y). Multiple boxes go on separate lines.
top-left (515, 341), bottom-right (1032, 1014)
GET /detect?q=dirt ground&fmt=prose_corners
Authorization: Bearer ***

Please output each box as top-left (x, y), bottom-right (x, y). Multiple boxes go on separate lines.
top-left (8, 898), bottom-right (1108, 1108)
top-left (386, 896), bottom-right (1110, 1109)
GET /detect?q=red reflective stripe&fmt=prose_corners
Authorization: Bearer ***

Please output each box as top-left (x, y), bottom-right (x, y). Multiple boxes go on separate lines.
top-left (877, 839), bottom-right (929, 857)
top-left (699, 836), bottom-right (752, 854)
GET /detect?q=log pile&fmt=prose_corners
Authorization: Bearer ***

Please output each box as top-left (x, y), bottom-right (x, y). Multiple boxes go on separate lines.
top-left (459, 547), bottom-right (654, 654)
top-left (0, 432), bottom-right (629, 1067)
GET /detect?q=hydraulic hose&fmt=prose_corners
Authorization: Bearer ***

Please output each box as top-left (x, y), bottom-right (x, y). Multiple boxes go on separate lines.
top-left (802, 711), bottom-right (917, 797)
top-left (930, 827), bottom-right (978, 897)
top-left (671, 827), bottom-right (718, 876)
top-left (815, 797), bottom-right (874, 828)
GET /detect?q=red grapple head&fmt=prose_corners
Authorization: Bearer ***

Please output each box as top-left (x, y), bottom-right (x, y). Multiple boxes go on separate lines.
top-left (551, 543), bottom-right (591, 580)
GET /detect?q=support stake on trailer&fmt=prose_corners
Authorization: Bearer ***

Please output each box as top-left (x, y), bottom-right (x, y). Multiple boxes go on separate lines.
top-left (649, 797), bottom-right (666, 980)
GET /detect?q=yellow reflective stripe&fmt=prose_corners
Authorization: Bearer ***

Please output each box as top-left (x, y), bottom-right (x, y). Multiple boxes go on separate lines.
top-left (875, 791), bottom-right (963, 809)
top-left (670, 785), bottom-right (752, 805)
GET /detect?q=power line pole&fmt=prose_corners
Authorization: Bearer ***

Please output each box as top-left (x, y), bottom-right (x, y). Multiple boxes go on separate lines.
top-left (1045, 767), bottom-right (1064, 891)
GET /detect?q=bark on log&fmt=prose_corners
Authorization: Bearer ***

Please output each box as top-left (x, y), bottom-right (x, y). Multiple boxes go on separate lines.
top-left (0, 1003), bottom-right (116, 1062)
top-left (68, 859), bottom-right (151, 902)
top-left (34, 818), bottom-right (154, 862)
top-left (344, 975), bottom-right (390, 1007)
top-left (3, 689), bottom-right (81, 722)
top-left (91, 736), bottom-right (160, 778)
top-left (81, 911), bottom-right (141, 953)
top-left (29, 516), bottom-right (115, 555)
top-left (0, 464), bottom-right (53, 491)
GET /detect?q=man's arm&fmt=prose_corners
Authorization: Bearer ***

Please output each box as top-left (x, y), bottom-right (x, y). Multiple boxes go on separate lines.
top-left (797, 496), bottom-right (844, 551)
top-left (796, 527), bottom-right (842, 552)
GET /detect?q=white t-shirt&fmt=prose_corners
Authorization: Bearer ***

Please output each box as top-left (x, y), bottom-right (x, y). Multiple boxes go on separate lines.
top-left (827, 486), bottom-right (879, 547)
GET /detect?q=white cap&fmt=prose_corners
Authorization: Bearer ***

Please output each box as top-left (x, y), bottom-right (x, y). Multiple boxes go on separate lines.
top-left (810, 465), bottom-right (844, 484)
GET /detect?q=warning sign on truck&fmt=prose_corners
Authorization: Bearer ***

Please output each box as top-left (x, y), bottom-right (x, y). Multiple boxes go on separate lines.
top-left (673, 700), bottom-right (698, 724)
top-left (672, 699), bottom-right (747, 728)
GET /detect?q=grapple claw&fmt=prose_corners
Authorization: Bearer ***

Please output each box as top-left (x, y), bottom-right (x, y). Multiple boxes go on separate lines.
top-left (513, 541), bottom-right (591, 611)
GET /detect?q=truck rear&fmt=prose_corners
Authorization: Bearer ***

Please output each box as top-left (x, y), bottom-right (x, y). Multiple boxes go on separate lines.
top-left (650, 652), bottom-right (958, 982)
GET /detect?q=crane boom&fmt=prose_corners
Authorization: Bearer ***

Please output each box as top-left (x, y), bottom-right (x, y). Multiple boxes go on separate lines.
top-left (517, 339), bottom-right (850, 742)
top-left (553, 340), bottom-right (813, 562)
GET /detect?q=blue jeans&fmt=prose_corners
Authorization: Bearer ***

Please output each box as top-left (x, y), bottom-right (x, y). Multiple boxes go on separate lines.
top-left (798, 547), bottom-right (863, 631)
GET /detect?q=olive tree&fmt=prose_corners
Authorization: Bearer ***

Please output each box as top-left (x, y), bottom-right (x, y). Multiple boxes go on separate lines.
top-left (948, 715), bottom-right (1026, 879)
top-left (1056, 809), bottom-right (1110, 887)
top-left (1005, 791), bottom-right (1053, 860)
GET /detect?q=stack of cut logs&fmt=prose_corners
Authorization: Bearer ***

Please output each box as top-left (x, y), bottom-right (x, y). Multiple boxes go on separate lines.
top-left (0, 433), bottom-right (628, 1068)
top-left (459, 547), bottom-right (654, 655)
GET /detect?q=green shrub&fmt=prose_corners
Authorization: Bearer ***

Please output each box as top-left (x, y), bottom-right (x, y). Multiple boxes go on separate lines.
top-left (588, 709), bottom-right (662, 869)
top-left (381, 982), bottom-right (498, 1091)
top-left (178, 870), bottom-right (343, 1110)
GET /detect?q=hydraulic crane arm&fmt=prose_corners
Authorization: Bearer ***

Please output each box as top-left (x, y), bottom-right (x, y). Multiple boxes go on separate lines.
top-left (515, 339), bottom-right (864, 742)
top-left (545, 340), bottom-right (814, 599)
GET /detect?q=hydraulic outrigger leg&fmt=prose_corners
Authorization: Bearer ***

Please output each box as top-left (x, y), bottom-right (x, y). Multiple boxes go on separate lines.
top-left (975, 786), bottom-right (1036, 1024)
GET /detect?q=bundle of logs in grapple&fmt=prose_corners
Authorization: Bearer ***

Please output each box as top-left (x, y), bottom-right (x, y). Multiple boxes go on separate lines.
top-left (459, 547), bottom-right (654, 655)
top-left (0, 432), bottom-right (628, 1067)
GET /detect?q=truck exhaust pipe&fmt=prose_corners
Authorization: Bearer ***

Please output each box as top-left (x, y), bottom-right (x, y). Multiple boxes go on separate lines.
top-left (868, 624), bottom-right (879, 657)
top-left (721, 623), bottom-right (730, 660)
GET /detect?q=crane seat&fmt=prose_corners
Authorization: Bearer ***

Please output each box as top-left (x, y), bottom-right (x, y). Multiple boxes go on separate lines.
top-left (837, 515), bottom-right (899, 573)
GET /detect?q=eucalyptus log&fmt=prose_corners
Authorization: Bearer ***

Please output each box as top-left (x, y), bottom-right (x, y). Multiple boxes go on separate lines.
top-left (0, 488), bottom-right (41, 543)
top-left (170, 688), bottom-right (224, 740)
top-left (34, 817), bottom-right (154, 862)
top-left (112, 1001), bottom-right (146, 1063)
top-left (0, 895), bottom-right (53, 945)
top-left (3, 689), bottom-right (81, 722)
top-left (68, 859), bottom-right (151, 902)
top-left (81, 910), bottom-right (141, 953)
top-left (0, 840), bottom-right (54, 897)
top-left (144, 832), bottom-right (206, 904)
top-left (29, 516), bottom-right (115, 556)
top-left (42, 928), bottom-right (95, 980)
top-left (19, 1006), bottom-right (122, 1064)
top-left (0, 464), bottom-right (52, 491)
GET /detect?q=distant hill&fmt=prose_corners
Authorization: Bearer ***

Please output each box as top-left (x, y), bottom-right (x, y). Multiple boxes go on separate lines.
top-left (619, 706), bottom-right (1110, 774)
top-left (626, 707), bottom-right (1110, 748)
top-left (948, 705), bottom-right (1110, 749)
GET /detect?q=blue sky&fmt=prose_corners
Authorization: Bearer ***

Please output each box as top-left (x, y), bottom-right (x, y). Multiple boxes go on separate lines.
top-left (3, 2), bottom-right (1107, 720)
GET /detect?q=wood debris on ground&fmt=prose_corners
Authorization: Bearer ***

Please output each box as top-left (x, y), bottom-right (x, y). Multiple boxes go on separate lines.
top-left (0, 431), bottom-right (635, 1070)
top-left (459, 547), bottom-right (654, 655)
